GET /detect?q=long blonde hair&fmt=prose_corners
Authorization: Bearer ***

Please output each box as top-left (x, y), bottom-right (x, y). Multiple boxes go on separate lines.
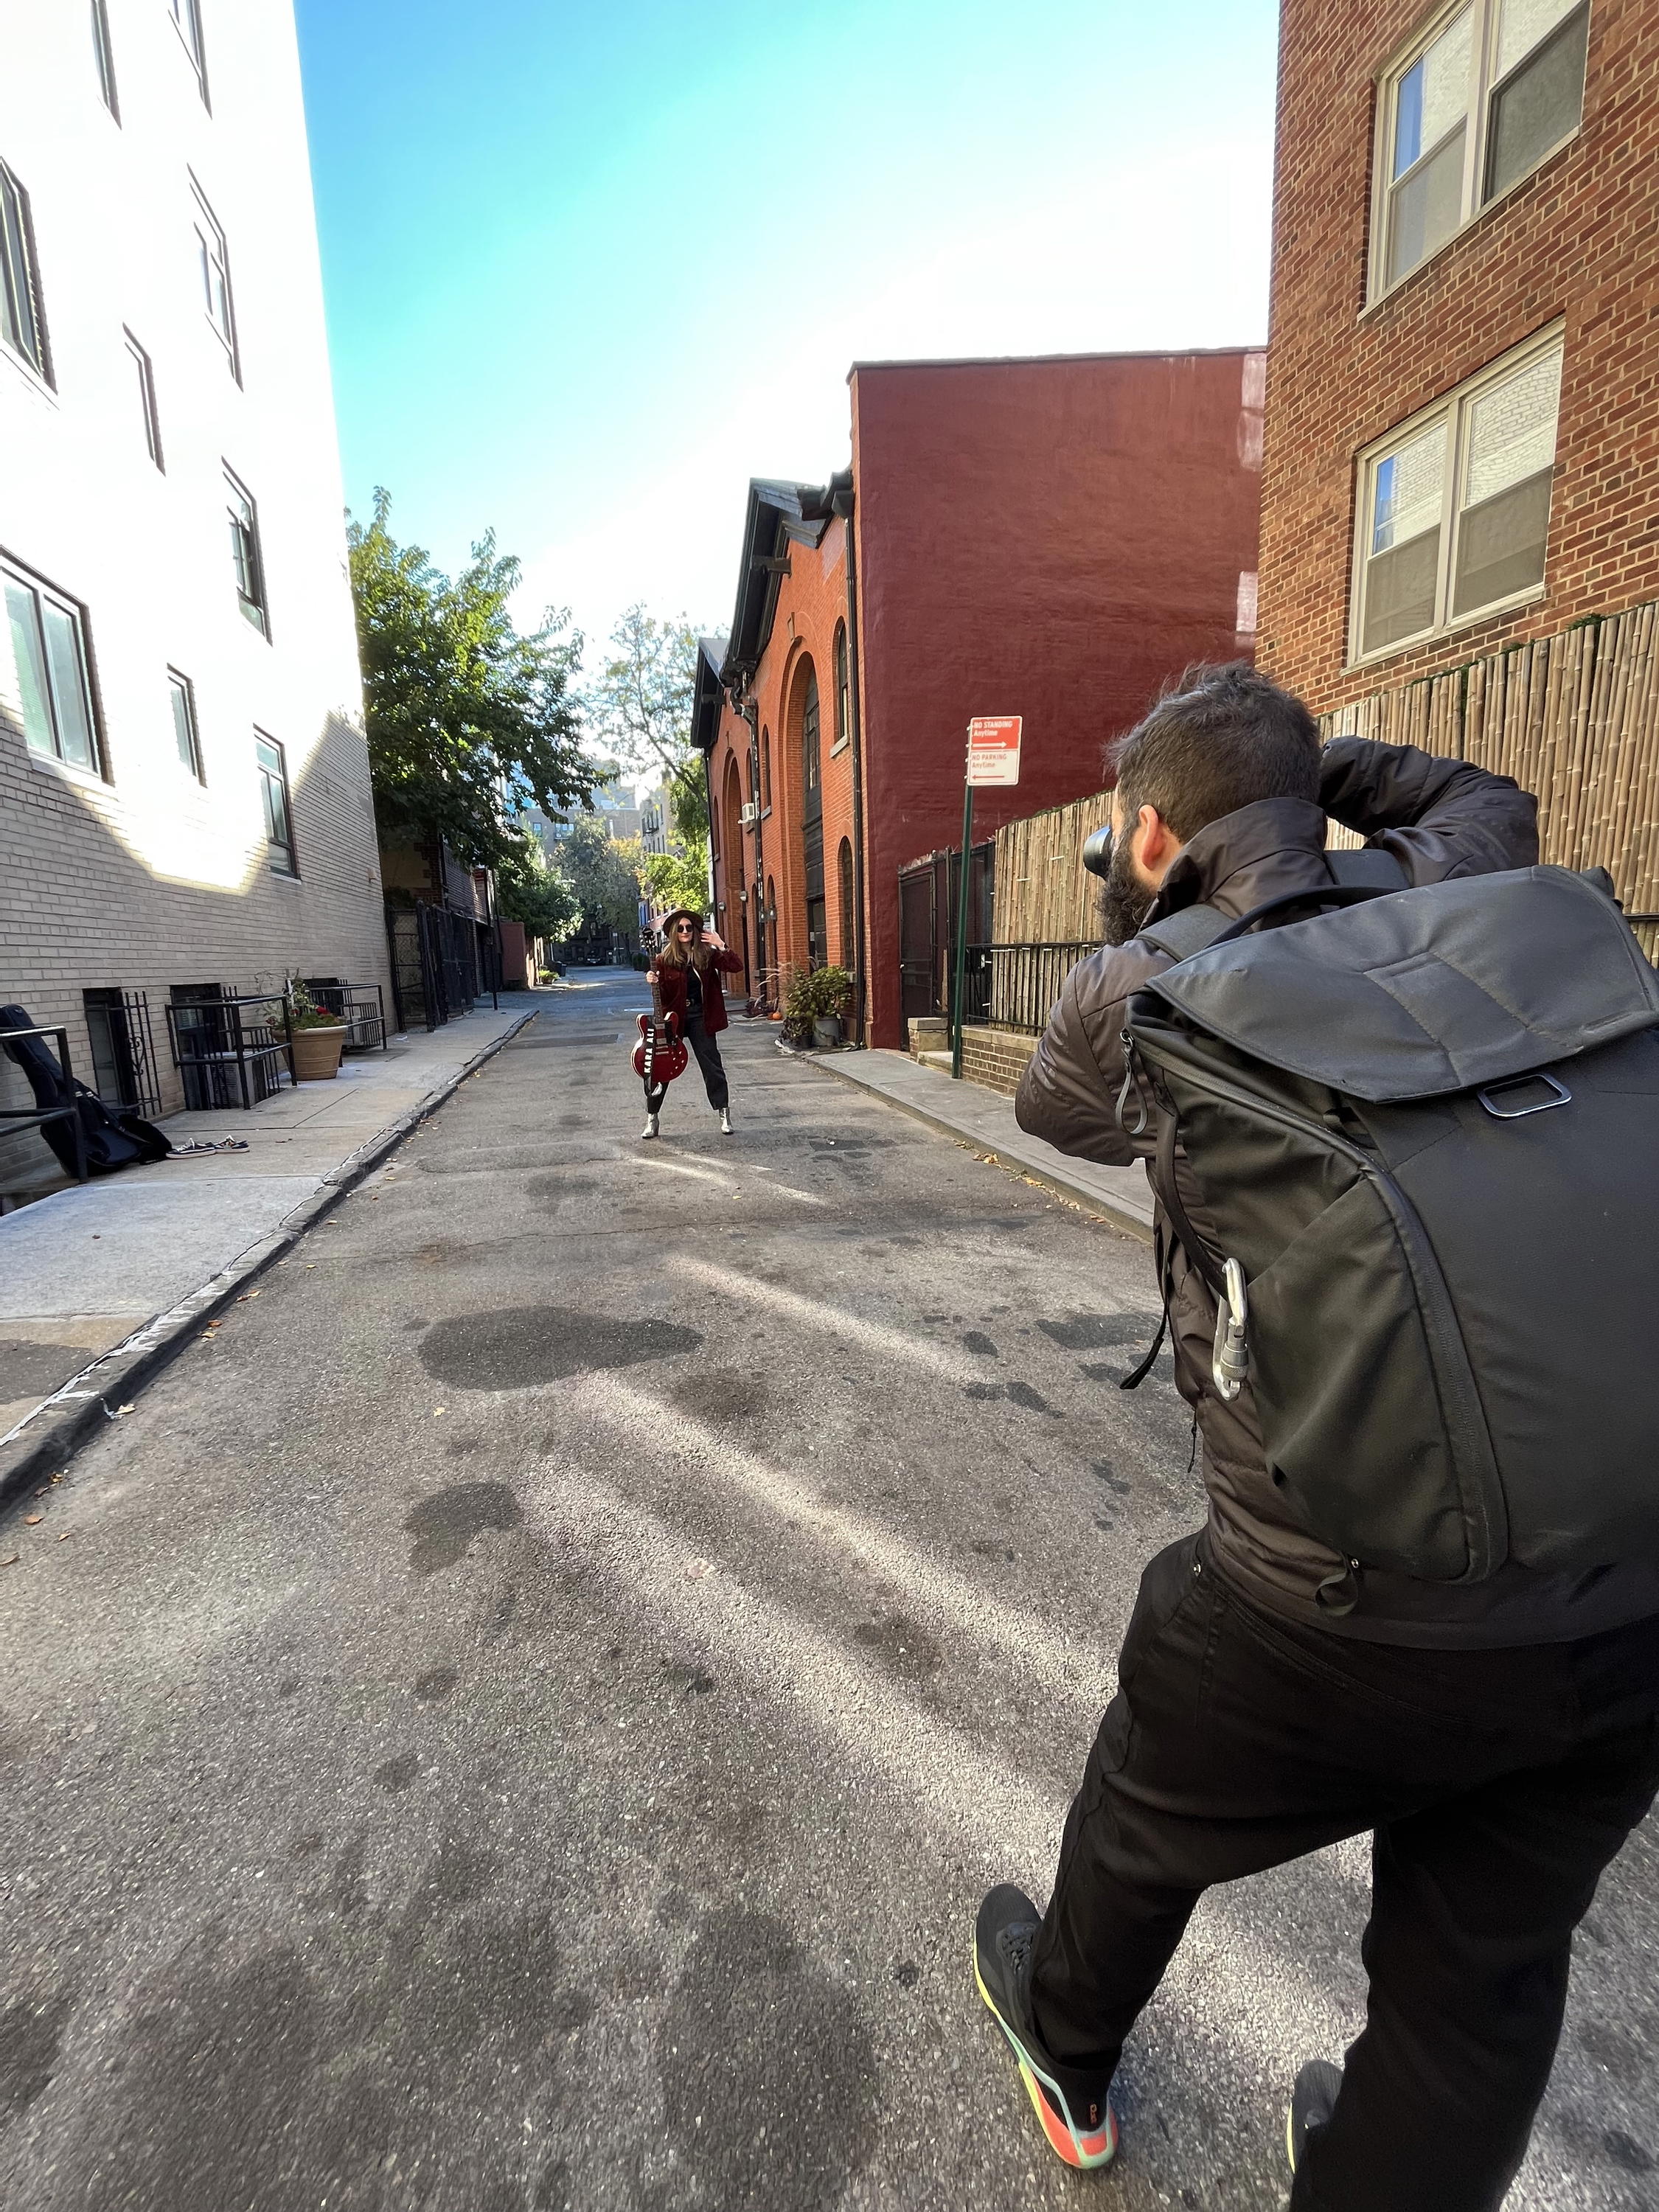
top-left (658, 917), bottom-right (709, 972)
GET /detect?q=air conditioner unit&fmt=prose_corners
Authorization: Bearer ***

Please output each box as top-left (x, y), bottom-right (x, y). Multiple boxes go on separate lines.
top-left (740, 801), bottom-right (759, 827)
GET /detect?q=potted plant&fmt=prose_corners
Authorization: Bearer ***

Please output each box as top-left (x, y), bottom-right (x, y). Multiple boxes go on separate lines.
top-left (781, 968), bottom-right (815, 1046)
top-left (282, 978), bottom-right (348, 1082)
top-left (809, 965), bottom-right (854, 1047)
top-left (782, 965), bottom-right (855, 1048)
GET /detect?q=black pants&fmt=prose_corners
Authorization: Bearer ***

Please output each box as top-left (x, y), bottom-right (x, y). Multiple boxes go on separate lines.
top-left (645, 1016), bottom-right (728, 1115)
top-left (1032, 1533), bottom-right (1659, 2211)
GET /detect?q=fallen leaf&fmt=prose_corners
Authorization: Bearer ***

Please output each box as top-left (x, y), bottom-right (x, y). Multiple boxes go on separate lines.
top-left (685, 1558), bottom-right (713, 1582)
top-left (116, 1403), bottom-right (136, 1413)
top-left (432, 1408), bottom-right (446, 1417)
top-left (0, 1555), bottom-right (18, 1568)
top-left (24, 1515), bottom-right (41, 1526)
top-left (56, 1532), bottom-right (72, 1543)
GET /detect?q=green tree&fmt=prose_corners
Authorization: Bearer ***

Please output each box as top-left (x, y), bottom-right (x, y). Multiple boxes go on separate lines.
top-left (552, 817), bottom-right (643, 941)
top-left (348, 489), bottom-right (594, 865)
top-left (638, 836), bottom-right (712, 921)
top-left (584, 605), bottom-right (709, 843)
top-left (494, 829), bottom-right (579, 942)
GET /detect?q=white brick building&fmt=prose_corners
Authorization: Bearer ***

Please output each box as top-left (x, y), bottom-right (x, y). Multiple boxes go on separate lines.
top-left (0, 0), bottom-right (389, 1178)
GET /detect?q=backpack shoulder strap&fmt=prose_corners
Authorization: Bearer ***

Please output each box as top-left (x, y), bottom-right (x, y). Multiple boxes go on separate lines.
top-left (1138, 902), bottom-right (1228, 964)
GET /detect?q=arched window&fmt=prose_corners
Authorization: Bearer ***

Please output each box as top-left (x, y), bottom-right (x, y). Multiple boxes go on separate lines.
top-left (745, 744), bottom-right (756, 801)
top-left (762, 729), bottom-right (771, 810)
top-left (766, 876), bottom-right (776, 927)
top-left (833, 625), bottom-right (849, 751)
top-left (838, 838), bottom-right (855, 968)
top-left (802, 668), bottom-right (820, 793)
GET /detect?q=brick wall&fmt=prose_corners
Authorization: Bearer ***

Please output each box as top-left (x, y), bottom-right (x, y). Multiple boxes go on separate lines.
top-left (709, 514), bottom-right (857, 1005)
top-left (1259, 0), bottom-right (1659, 714)
top-left (959, 1026), bottom-right (1038, 1099)
top-left (1, 689), bottom-right (389, 1176)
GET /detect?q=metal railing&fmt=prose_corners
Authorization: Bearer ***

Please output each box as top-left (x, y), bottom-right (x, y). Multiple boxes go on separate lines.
top-left (0, 1021), bottom-right (89, 1188)
top-left (166, 994), bottom-right (291, 1110)
top-left (307, 980), bottom-right (389, 1054)
top-left (959, 942), bottom-right (1098, 1036)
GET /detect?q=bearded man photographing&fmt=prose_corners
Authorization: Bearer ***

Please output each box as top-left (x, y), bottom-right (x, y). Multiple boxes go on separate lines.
top-left (973, 663), bottom-right (1659, 2210)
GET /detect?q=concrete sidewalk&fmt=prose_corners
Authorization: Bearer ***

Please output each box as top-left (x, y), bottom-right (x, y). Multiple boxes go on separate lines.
top-left (805, 1046), bottom-right (1155, 1237)
top-left (0, 992), bottom-right (550, 1494)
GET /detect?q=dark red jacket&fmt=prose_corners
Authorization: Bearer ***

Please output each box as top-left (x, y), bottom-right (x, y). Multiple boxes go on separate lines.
top-left (652, 948), bottom-right (743, 1034)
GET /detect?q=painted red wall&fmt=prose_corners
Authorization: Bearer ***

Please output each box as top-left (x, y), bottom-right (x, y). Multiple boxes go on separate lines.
top-left (850, 350), bottom-right (1264, 1047)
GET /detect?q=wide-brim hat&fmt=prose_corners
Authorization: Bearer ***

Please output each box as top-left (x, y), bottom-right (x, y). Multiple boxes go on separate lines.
top-left (658, 908), bottom-right (706, 933)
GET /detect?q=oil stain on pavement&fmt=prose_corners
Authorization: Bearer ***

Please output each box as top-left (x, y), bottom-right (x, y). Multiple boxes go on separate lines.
top-left (655, 1910), bottom-right (877, 2212)
top-left (419, 1307), bottom-right (702, 1389)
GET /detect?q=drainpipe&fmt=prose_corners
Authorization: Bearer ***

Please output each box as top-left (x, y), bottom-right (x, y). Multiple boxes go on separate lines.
top-left (832, 483), bottom-right (869, 1046)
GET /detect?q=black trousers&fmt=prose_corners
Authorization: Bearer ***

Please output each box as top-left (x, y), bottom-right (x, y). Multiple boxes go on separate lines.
top-left (1032, 1533), bottom-right (1659, 2211)
top-left (644, 1016), bottom-right (728, 1115)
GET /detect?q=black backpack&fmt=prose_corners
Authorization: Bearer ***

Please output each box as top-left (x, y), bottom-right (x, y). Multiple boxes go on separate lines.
top-left (1121, 864), bottom-right (1659, 1587)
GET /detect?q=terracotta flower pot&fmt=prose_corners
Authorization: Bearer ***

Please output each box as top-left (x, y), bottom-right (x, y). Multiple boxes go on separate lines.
top-left (288, 1024), bottom-right (347, 1081)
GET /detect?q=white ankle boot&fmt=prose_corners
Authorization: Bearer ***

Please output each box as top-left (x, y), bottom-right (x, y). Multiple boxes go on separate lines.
top-left (641, 1113), bottom-right (659, 1140)
top-left (719, 1107), bottom-right (732, 1135)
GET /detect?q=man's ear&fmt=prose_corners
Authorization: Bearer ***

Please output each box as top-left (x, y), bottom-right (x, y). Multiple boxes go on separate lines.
top-left (1133, 804), bottom-right (1184, 883)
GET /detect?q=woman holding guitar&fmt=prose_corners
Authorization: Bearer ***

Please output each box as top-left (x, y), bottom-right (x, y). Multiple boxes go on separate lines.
top-left (641, 909), bottom-right (744, 1141)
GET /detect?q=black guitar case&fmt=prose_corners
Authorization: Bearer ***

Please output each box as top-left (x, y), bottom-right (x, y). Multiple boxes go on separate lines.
top-left (1, 1004), bottom-right (172, 1176)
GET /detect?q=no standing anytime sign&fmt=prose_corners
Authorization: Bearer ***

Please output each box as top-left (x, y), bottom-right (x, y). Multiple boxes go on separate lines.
top-left (966, 715), bottom-right (1022, 787)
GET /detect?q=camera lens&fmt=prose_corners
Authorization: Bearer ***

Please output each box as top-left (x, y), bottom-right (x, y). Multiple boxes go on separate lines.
top-left (1082, 825), bottom-right (1115, 880)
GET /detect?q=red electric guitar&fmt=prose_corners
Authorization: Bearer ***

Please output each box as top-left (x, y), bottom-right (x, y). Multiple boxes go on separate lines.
top-left (632, 967), bottom-right (688, 1088)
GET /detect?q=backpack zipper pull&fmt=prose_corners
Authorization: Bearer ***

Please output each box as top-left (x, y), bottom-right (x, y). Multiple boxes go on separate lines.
top-left (1116, 1031), bottom-right (1151, 1138)
top-left (1211, 1256), bottom-right (1250, 1400)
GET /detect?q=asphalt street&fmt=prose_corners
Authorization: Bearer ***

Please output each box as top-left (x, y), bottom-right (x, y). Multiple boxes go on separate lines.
top-left (1, 967), bottom-right (1655, 2212)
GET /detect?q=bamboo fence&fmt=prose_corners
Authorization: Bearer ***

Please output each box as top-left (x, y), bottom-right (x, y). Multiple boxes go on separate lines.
top-left (990, 790), bottom-right (1113, 945)
top-left (1320, 598), bottom-right (1659, 958)
top-left (990, 603), bottom-right (1659, 963)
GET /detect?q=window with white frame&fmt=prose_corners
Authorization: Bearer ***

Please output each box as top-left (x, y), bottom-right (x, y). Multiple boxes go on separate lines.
top-left (1375, 0), bottom-right (1590, 296)
top-left (4, 558), bottom-right (101, 773)
top-left (168, 670), bottom-right (203, 779)
top-left (256, 732), bottom-right (296, 874)
top-left (0, 159), bottom-right (51, 383)
top-left (125, 330), bottom-right (163, 469)
top-left (91, 0), bottom-right (120, 119)
top-left (225, 467), bottom-right (269, 635)
top-left (191, 179), bottom-right (238, 375)
top-left (1353, 328), bottom-right (1563, 659)
top-left (168, 0), bottom-right (209, 100)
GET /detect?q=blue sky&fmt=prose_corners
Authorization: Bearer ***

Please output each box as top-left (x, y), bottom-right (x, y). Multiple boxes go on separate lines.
top-left (293, 0), bottom-right (1279, 665)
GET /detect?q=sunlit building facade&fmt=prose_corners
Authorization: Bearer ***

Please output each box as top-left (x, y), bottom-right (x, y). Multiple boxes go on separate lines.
top-left (0, 0), bottom-right (387, 1166)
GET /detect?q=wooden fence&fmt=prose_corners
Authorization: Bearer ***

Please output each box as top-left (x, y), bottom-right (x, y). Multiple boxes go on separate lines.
top-left (987, 595), bottom-right (1659, 967)
top-left (1322, 597), bottom-right (1659, 958)
top-left (990, 790), bottom-right (1112, 945)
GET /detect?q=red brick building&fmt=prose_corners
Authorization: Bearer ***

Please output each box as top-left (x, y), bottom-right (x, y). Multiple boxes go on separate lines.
top-left (697, 350), bottom-right (1265, 1048)
top-left (1259, 0), bottom-right (1658, 707)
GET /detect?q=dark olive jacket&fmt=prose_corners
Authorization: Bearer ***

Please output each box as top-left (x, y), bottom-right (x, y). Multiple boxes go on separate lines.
top-left (1016, 736), bottom-right (1659, 1644)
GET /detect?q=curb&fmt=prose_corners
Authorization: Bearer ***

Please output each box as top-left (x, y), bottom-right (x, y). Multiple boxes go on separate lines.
top-left (804, 1054), bottom-right (1154, 1245)
top-left (0, 1009), bottom-right (538, 1512)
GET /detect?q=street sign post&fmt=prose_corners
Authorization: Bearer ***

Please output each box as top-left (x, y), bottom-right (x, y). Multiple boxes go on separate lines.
top-left (952, 717), bottom-right (1023, 1078)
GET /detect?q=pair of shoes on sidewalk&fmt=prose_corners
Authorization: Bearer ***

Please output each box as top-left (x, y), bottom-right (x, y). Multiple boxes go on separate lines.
top-left (975, 1886), bottom-right (1342, 2185)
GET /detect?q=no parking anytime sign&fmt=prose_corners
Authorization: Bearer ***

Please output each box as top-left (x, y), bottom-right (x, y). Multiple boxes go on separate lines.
top-left (966, 716), bottom-right (1022, 787)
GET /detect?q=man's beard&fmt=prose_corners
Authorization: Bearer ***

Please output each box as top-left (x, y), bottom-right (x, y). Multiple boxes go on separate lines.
top-left (1099, 838), bottom-right (1155, 946)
